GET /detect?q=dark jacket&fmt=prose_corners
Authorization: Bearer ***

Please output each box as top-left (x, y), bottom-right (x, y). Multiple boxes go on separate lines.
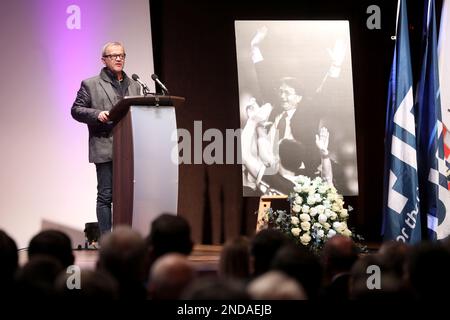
top-left (71, 68), bottom-right (141, 163)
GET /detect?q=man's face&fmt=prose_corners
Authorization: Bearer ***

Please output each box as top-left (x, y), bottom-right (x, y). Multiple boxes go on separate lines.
top-left (102, 44), bottom-right (125, 74)
top-left (279, 83), bottom-right (302, 111)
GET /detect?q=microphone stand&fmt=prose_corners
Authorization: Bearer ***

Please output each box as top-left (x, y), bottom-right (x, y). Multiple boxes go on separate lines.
top-left (142, 86), bottom-right (153, 96)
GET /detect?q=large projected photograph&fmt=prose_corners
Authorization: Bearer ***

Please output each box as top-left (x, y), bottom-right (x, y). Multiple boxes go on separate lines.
top-left (235, 21), bottom-right (358, 197)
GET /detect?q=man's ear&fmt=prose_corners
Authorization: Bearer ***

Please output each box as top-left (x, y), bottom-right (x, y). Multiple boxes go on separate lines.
top-left (101, 57), bottom-right (106, 66)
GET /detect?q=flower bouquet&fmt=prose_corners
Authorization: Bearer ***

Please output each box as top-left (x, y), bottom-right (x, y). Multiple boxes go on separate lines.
top-left (265, 175), bottom-right (363, 254)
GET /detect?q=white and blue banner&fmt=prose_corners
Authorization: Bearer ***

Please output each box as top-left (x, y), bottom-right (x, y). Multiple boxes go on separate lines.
top-left (439, 0), bottom-right (450, 131)
top-left (416, 0), bottom-right (450, 240)
top-left (438, 0), bottom-right (450, 239)
top-left (382, 0), bottom-right (421, 244)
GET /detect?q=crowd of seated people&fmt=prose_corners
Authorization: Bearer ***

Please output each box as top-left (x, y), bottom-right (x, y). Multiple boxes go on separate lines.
top-left (2, 216), bottom-right (450, 300)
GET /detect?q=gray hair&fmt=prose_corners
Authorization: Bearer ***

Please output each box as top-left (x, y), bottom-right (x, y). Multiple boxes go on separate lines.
top-left (101, 42), bottom-right (124, 57)
top-left (247, 271), bottom-right (307, 300)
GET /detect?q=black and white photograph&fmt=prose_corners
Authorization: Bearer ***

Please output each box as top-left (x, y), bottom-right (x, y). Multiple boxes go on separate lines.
top-left (235, 21), bottom-right (358, 196)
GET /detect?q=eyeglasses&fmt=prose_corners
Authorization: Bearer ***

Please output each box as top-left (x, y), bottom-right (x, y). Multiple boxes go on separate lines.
top-left (103, 53), bottom-right (126, 60)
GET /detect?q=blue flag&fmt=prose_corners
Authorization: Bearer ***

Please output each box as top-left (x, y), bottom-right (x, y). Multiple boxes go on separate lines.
top-left (382, 0), bottom-right (421, 244)
top-left (416, 0), bottom-right (448, 240)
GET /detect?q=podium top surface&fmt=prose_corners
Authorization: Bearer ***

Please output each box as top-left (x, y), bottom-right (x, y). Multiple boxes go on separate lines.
top-left (109, 95), bottom-right (185, 122)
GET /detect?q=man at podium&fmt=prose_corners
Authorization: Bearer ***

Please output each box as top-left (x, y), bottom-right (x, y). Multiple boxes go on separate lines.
top-left (71, 42), bottom-right (141, 234)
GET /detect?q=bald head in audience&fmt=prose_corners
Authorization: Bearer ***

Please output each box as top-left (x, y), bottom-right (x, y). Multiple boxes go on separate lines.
top-left (248, 271), bottom-right (307, 300)
top-left (148, 253), bottom-right (195, 300)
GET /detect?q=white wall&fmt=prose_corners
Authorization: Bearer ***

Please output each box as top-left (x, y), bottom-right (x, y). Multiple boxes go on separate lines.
top-left (0, 0), bottom-right (154, 248)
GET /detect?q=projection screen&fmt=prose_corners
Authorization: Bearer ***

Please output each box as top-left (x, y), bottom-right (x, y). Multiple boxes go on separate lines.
top-left (235, 21), bottom-right (358, 197)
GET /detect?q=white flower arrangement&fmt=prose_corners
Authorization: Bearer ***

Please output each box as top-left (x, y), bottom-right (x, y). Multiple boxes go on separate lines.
top-left (266, 175), bottom-right (361, 253)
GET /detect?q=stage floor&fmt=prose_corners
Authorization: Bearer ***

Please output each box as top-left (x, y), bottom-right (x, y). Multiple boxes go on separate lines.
top-left (19, 244), bottom-right (222, 274)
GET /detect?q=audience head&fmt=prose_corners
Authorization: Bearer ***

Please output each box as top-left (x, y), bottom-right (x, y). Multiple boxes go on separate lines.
top-left (271, 243), bottom-right (322, 299)
top-left (407, 242), bottom-right (450, 300)
top-left (28, 229), bottom-right (75, 268)
top-left (55, 269), bottom-right (119, 299)
top-left (250, 229), bottom-right (290, 277)
top-left (349, 254), bottom-right (407, 300)
top-left (248, 271), bottom-right (307, 300)
top-left (146, 213), bottom-right (193, 261)
top-left (439, 234), bottom-right (450, 252)
top-left (182, 277), bottom-right (250, 300)
top-left (321, 235), bottom-right (358, 281)
top-left (0, 230), bottom-right (19, 286)
top-left (15, 255), bottom-right (64, 298)
top-left (377, 240), bottom-right (409, 278)
top-left (148, 253), bottom-right (195, 300)
top-left (219, 236), bottom-right (250, 280)
top-left (98, 226), bottom-right (147, 299)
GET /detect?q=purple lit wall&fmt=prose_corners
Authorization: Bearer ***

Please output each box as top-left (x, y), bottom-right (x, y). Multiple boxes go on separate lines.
top-left (0, 0), bottom-right (154, 248)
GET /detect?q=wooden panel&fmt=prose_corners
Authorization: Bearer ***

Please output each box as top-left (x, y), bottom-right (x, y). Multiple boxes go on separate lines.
top-left (112, 112), bottom-right (134, 226)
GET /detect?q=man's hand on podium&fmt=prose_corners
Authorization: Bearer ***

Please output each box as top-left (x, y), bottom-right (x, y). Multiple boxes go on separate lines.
top-left (98, 111), bottom-right (110, 123)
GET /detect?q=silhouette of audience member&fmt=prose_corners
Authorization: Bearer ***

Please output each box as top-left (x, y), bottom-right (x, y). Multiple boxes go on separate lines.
top-left (28, 230), bottom-right (75, 268)
top-left (97, 226), bottom-right (147, 299)
top-left (271, 243), bottom-right (322, 300)
top-left (219, 236), bottom-right (251, 281)
top-left (15, 255), bottom-right (64, 298)
top-left (0, 230), bottom-right (19, 298)
top-left (440, 234), bottom-right (450, 252)
top-left (320, 235), bottom-right (358, 300)
top-left (55, 269), bottom-right (119, 299)
top-left (250, 229), bottom-right (291, 278)
top-left (247, 271), bottom-right (307, 300)
top-left (181, 277), bottom-right (250, 300)
top-left (377, 240), bottom-right (409, 279)
top-left (148, 253), bottom-right (195, 300)
top-left (407, 242), bottom-right (450, 300)
top-left (146, 213), bottom-right (194, 267)
top-left (349, 254), bottom-right (408, 300)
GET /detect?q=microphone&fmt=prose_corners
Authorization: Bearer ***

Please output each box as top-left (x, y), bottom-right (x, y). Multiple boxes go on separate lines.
top-left (151, 74), bottom-right (170, 95)
top-left (131, 74), bottom-right (152, 95)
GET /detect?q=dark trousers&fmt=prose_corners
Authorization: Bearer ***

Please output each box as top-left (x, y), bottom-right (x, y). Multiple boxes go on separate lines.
top-left (95, 161), bottom-right (113, 234)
